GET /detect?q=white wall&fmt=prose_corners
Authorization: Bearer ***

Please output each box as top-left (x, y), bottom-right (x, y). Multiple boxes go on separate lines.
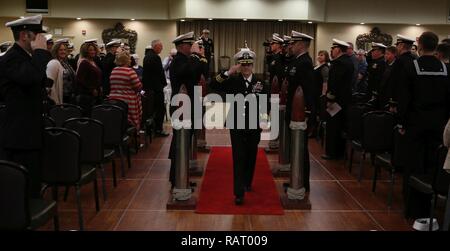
top-left (0, 0), bottom-right (171, 20)
top-left (1, 0), bottom-right (450, 24)
top-left (325, 0), bottom-right (450, 24)
top-left (184, 0), bottom-right (309, 20)
top-left (316, 23), bottom-right (450, 55)
top-left (0, 17), bottom-right (177, 65)
top-left (308, 0), bottom-right (327, 21)
top-left (169, 0), bottom-right (186, 19)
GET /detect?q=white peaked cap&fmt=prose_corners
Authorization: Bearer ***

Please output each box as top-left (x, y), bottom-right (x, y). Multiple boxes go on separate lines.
top-left (291, 30), bottom-right (314, 41)
top-left (332, 38), bottom-right (350, 48)
top-left (372, 42), bottom-right (387, 49)
top-left (84, 38), bottom-right (98, 44)
top-left (172, 31), bottom-right (195, 44)
top-left (396, 34), bottom-right (415, 44)
top-left (5, 15), bottom-right (42, 28)
top-left (106, 39), bottom-right (121, 47)
top-left (55, 38), bottom-right (69, 44)
top-left (234, 47), bottom-right (256, 64)
top-left (271, 33), bottom-right (284, 43)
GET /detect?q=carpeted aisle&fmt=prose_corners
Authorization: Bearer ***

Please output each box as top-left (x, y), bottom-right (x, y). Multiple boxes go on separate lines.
top-left (195, 147), bottom-right (284, 215)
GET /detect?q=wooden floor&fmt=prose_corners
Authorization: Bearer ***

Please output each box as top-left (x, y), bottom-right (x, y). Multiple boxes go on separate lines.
top-left (39, 125), bottom-right (423, 231)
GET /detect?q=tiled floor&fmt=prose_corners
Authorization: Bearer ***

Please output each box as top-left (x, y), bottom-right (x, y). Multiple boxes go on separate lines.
top-left (39, 125), bottom-right (427, 231)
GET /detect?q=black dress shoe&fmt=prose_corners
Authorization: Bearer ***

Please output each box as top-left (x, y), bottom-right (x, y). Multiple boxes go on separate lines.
top-left (155, 131), bottom-right (170, 137)
top-left (234, 196), bottom-right (244, 205)
top-left (321, 154), bottom-right (335, 160)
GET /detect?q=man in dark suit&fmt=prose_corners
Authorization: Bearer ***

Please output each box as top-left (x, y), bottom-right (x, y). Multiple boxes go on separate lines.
top-left (101, 39), bottom-right (121, 97)
top-left (378, 46), bottom-right (397, 110)
top-left (0, 15), bottom-right (52, 198)
top-left (367, 42), bottom-right (387, 106)
top-left (323, 39), bottom-right (354, 160)
top-left (143, 39), bottom-right (169, 136)
top-left (397, 32), bottom-right (450, 218)
top-left (285, 30), bottom-right (315, 191)
top-left (210, 48), bottom-right (268, 205)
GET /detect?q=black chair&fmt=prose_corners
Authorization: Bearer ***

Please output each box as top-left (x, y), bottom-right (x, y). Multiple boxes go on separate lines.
top-left (64, 118), bottom-right (117, 201)
top-left (407, 145), bottom-right (450, 231)
top-left (351, 92), bottom-right (370, 104)
top-left (103, 99), bottom-right (136, 163)
top-left (345, 103), bottom-right (375, 180)
top-left (317, 95), bottom-right (328, 147)
top-left (360, 111), bottom-right (396, 206)
top-left (0, 104), bottom-right (5, 121)
top-left (0, 160), bottom-right (59, 231)
top-left (49, 104), bottom-right (83, 126)
top-left (91, 105), bottom-right (129, 177)
top-left (41, 128), bottom-right (100, 231)
top-left (0, 105), bottom-right (5, 159)
top-left (43, 115), bottom-right (56, 128)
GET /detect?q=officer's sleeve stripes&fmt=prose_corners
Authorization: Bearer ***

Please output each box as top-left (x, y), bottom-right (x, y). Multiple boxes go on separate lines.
top-left (216, 73), bottom-right (228, 83)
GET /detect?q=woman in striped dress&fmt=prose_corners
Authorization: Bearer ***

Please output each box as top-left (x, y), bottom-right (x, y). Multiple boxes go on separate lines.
top-left (109, 51), bottom-right (143, 130)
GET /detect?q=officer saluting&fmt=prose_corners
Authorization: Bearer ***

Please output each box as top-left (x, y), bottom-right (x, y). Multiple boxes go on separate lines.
top-left (286, 30), bottom-right (314, 191)
top-left (0, 15), bottom-right (52, 198)
top-left (268, 33), bottom-right (285, 84)
top-left (210, 47), bottom-right (268, 205)
top-left (168, 31), bottom-right (197, 187)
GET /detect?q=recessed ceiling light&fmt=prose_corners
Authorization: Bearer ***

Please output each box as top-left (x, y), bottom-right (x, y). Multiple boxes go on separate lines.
top-left (308, 21), bottom-right (313, 24)
top-left (208, 18), bottom-right (213, 21)
top-left (360, 22), bottom-right (365, 25)
top-left (416, 23), bottom-right (421, 26)
top-left (181, 19), bottom-right (185, 22)
top-left (131, 19), bottom-right (135, 21)
top-left (243, 19), bottom-right (247, 21)
top-left (76, 18), bottom-right (82, 20)
top-left (278, 19), bottom-right (283, 22)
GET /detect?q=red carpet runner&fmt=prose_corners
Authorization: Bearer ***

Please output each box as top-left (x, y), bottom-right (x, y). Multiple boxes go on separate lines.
top-left (196, 147), bottom-right (284, 215)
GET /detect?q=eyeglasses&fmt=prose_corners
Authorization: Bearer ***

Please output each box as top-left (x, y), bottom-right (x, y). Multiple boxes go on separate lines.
top-left (241, 63), bottom-right (252, 67)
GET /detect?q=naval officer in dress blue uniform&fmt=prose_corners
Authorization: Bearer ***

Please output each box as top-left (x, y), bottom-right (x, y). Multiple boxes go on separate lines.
top-left (210, 47), bottom-right (268, 205)
top-left (0, 15), bottom-right (52, 197)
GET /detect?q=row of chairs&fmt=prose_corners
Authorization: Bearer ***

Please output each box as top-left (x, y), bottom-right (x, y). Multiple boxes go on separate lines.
top-left (0, 100), bottom-right (156, 230)
top-left (338, 93), bottom-right (450, 230)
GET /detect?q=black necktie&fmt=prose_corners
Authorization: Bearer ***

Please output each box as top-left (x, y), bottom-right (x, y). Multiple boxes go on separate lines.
top-left (245, 79), bottom-right (250, 88)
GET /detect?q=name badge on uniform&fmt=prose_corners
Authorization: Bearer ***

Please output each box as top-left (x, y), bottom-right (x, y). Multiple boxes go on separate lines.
top-left (289, 67), bottom-right (297, 76)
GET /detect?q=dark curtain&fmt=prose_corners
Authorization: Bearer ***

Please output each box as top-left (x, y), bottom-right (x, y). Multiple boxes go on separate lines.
top-left (179, 20), bottom-right (316, 74)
